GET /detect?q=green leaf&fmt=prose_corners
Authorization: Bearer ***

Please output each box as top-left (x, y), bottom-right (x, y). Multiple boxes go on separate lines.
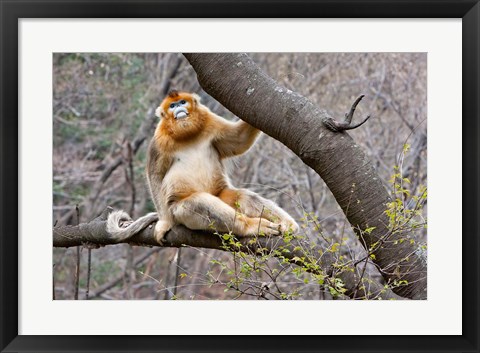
top-left (330, 243), bottom-right (340, 252)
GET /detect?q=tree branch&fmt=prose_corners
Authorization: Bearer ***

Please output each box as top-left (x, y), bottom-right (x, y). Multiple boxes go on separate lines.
top-left (53, 208), bottom-right (404, 300)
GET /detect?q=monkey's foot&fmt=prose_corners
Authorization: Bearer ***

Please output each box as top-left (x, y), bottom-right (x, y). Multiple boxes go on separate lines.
top-left (280, 220), bottom-right (300, 234)
top-left (323, 95), bottom-right (371, 132)
top-left (248, 218), bottom-right (282, 236)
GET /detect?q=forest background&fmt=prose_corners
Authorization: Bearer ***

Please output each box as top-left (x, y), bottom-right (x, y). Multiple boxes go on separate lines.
top-left (53, 53), bottom-right (427, 300)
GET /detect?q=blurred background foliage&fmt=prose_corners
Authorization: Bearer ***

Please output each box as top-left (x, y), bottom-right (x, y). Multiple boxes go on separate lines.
top-left (53, 53), bottom-right (427, 300)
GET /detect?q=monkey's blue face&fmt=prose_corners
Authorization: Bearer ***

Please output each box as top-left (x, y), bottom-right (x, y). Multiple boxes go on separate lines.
top-left (168, 99), bottom-right (190, 120)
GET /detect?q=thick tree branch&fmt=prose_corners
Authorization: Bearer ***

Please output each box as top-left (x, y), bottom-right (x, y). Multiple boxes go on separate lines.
top-left (183, 53), bottom-right (426, 299)
top-left (53, 208), bottom-right (403, 300)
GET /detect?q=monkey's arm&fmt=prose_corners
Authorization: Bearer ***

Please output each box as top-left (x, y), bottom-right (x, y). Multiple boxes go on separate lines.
top-left (146, 139), bottom-right (172, 212)
top-left (213, 119), bottom-right (261, 158)
top-left (145, 139), bottom-right (175, 242)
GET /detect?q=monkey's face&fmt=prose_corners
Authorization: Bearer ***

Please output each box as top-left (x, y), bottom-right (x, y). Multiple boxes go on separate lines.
top-left (156, 90), bottom-right (198, 121)
top-left (167, 99), bottom-right (190, 120)
top-left (156, 91), bottom-right (206, 141)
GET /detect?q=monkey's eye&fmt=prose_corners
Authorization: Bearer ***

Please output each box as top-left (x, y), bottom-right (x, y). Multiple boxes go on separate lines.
top-left (169, 103), bottom-right (175, 109)
top-left (180, 100), bottom-right (186, 105)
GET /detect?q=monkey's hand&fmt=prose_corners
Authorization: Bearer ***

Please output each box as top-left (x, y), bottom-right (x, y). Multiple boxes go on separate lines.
top-left (106, 211), bottom-right (158, 242)
top-left (153, 220), bottom-right (173, 244)
top-left (323, 95), bottom-right (371, 132)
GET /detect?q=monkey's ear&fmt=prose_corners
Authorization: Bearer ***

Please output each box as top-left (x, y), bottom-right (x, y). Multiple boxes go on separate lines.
top-left (192, 93), bottom-right (201, 104)
top-left (155, 106), bottom-right (164, 118)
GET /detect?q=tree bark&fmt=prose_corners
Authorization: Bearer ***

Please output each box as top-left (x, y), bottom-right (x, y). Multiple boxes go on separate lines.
top-left (53, 207), bottom-right (403, 300)
top-left (183, 53), bottom-right (427, 300)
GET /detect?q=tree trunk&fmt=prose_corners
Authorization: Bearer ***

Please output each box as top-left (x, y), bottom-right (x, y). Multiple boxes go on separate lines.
top-left (184, 53), bottom-right (427, 300)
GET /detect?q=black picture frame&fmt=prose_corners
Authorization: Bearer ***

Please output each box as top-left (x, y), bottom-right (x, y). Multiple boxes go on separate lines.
top-left (1, 1), bottom-right (478, 352)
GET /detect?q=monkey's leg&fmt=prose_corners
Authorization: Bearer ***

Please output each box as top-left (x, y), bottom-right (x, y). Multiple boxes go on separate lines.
top-left (219, 188), bottom-right (299, 234)
top-left (171, 192), bottom-right (281, 236)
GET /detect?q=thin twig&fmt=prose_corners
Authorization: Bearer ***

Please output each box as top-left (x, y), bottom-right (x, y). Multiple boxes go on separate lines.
top-left (74, 205), bottom-right (81, 300)
top-left (53, 264), bottom-right (56, 300)
top-left (85, 248), bottom-right (92, 300)
top-left (90, 248), bottom-right (161, 299)
top-left (172, 248), bottom-right (182, 297)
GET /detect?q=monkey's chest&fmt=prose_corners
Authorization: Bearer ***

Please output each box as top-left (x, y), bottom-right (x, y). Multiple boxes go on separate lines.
top-left (164, 143), bottom-right (226, 193)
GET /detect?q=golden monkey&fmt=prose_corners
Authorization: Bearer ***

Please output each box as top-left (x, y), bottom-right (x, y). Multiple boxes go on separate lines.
top-left (107, 90), bottom-right (298, 243)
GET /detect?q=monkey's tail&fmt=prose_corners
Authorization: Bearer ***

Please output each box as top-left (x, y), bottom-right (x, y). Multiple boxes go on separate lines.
top-left (106, 210), bottom-right (158, 242)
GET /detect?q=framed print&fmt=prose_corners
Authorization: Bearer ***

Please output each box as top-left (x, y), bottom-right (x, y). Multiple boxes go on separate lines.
top-left (1, 1), bottom-right (479, 353)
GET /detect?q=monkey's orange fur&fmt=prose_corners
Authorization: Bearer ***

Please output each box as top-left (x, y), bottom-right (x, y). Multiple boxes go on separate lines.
top-left (146, 91), bottom-right (299, 243)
